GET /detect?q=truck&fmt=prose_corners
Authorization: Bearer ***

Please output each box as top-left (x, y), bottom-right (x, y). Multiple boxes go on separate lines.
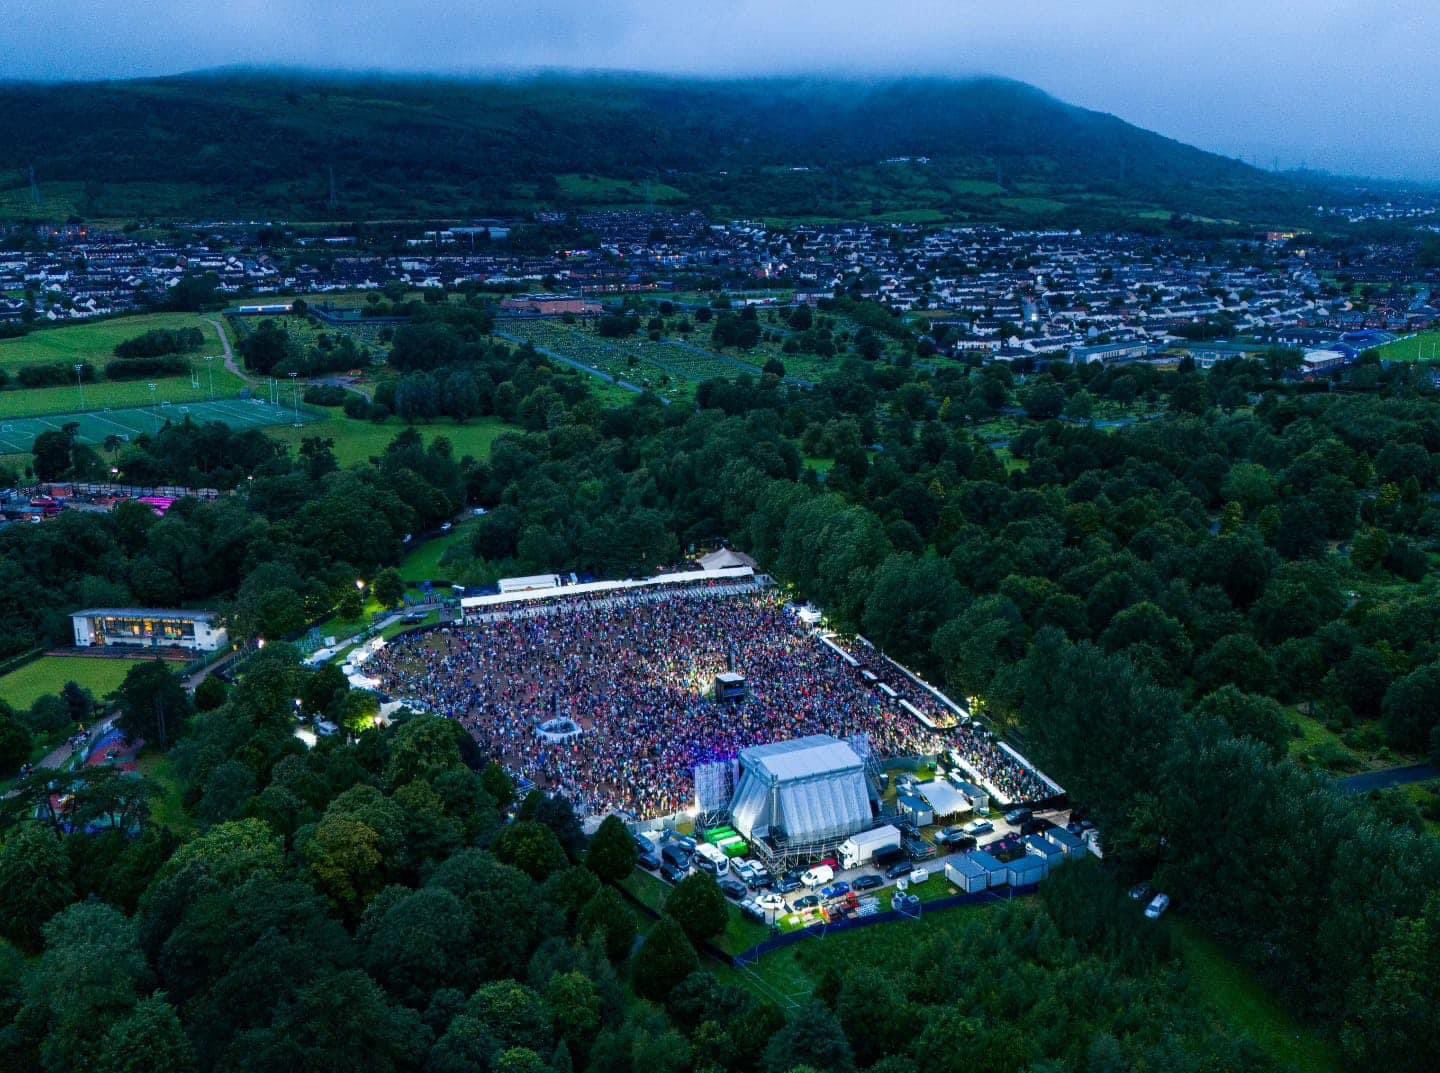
top-left (838, 825), bottom-right (903, 870)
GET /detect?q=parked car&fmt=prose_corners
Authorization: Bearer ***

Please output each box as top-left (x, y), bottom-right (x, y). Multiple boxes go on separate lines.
top-left (1144, 893), bottom-right (1171, 920)
top-left (669, 835), bottom-right (697, 853)
top-left (819, 881), bottom-right (852, 899)
top-left (660, 862), bottom-right (687, 883)
top-left (1128, 882), bottom-right (1153, 902)
top-left (1004, 807), bottom-right (1033, 826)
top-left (755, 892), bottom-right (786, 913)
top-left (885, 860), bottom-right (914, 880)
top-left (793, 894), bottom-right (821, 910)
top-left (852, 874), bottom-right (884, 891)
top-left (1021, 817), bottom-right (1056, 836)
top-left (440, 522), bottom-right (453, 532)
top-left (739, 900), bottom-right (765, 922)
top-left (964, 819), bottom-right (994, 836)
top-left (661, 845), bottom-right (692, 870)
top-left (949, 835), bottom-right (977, 853)
top-left (935, 826), bottom-right (967, 845)
top-left (719, 879), bottom-right (747, 900)
top-left (774, 875), bottom-right (801, 895)
top-left (637, 852), bottom-right (661, 872)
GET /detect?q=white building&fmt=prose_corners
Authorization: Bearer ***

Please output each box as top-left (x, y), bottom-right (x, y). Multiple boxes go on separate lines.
top-left (71, 609), bottom-right (227, 652)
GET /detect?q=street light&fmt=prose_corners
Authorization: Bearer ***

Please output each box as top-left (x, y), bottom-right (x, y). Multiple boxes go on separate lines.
top-left (356, 579), bottom-right (365, 590)
top-left (147, 382), bottom-right (157, 425)
top-left (289, 371), bottom-right (300, 427)
top-left (205, 355), bottom-right (215, 399)
top-left (74, 363), bottom-right (86, 408)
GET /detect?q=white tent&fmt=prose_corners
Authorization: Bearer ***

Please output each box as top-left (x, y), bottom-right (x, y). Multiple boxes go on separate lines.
top-left (729, 735), bottom-right (873, 845)
top-left (918, 778), bottom-right (971, 818)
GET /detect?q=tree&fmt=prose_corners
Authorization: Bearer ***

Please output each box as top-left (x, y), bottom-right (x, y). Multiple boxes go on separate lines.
top-left (32, 423), bottom-right (80, 481)
top-left (0, 710), bottom-right (32, 776)
top-left (337, 585), bottom-right (364, 622)
top-left (1383, 663), bottom-right (1440, 752)
top-left (1195, 687), bottom-right (1291, 759)
top-left (763, 1002), bottom-right (855, 1073)
top-left (115, 661), bottom-right (192, 748)
top-left (467, 980), bottom-right (553, 1054)
top-left (372, 568), bottom-right (406, 610)
top-left (585, 815), bottom-right (638, 883)
top-left (664, 872), bottom-right (729, 942)
top-left (193, 674), bottom-right (227, 712)
top-left (60, 680), bottom-right (95, 725)
top-left (302, 815), bottom-right (386, 917)
top-left (493, 820), bottom-right (568, 881)
top-left (576, 886), bottom-right (638, 962)
top-left (97, 994), bottom-right (196, 1073)
top-left (303, 662), bottom-right (350, 719)
top-left (0, 822), bottom-right (74, 951)
top-left (632, 917), bottom-right (698, 1001)
top-left (363, 886), bottom-right (475, 1008)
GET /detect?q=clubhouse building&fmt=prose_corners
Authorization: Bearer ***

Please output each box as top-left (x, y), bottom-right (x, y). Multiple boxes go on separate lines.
top-left (70, 609), bottom-right (228, 652)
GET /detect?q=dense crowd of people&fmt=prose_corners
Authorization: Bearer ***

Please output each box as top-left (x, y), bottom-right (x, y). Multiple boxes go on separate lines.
top-left (370, 586), bottom-right (1053, 817)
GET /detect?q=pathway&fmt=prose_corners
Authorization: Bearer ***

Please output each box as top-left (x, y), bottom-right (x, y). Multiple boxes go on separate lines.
top-left (206, 316), bottom-right (252, 388)
top-left (1337, 763), bottom-right (1440, 794)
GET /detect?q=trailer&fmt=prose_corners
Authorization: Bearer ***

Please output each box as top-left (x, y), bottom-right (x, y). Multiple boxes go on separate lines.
top-left (838, 824), bottom-right (902, 870)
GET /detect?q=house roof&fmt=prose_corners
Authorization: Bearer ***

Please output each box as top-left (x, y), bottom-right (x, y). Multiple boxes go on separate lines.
top-left (72, 608), bottom-right (219, 621)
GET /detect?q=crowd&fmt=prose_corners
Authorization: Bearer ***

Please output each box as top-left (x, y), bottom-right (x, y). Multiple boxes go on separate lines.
top-left (370, 587), bottom-right (1051, 817)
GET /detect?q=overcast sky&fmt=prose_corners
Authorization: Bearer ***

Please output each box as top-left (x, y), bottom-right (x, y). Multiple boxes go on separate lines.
top-left (5, 0), bottom-right (1435, 179)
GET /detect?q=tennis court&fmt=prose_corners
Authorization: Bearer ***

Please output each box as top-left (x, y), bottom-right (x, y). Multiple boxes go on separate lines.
top-left (0, 397), bottom-right (316, 454)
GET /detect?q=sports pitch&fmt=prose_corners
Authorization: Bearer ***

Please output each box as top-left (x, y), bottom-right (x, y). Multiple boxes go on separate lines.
top-left (0, 397), bottom-right (317, 454)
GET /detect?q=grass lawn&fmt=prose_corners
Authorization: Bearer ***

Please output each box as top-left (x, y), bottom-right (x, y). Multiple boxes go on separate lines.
top-left (0, 365), bottom-right (248, 420)
top-left (1376, 331), bottom-right (1440, 363)
top-left (265, 411), bottom-right (511, 468)
top-left (400, 522), bottom-right (477, 584)
top-left (136, 752), bottom-right (194, 835)
top-left (1172, 921), bottom-right (1342, 1073)
top-left (0, 313), bottom-right (222, 370)
top-left (0, 655), bottom-right (148, 709)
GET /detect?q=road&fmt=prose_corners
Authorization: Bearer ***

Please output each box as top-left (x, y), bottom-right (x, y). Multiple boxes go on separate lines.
top-left (1337, 763), bottom-right (1440, 794)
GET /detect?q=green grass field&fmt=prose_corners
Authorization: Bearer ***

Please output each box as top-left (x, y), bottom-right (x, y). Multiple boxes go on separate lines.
top-left (0, 397), bottom-right (313, 455)
top-left (399, 521), bottom-right (478, 584)
top-left (1376, 331), bottom-right (1440, 363)
top-left (135, 752), bottom-right (194, 834)
top-left (0, 655), bottom-right (148, 709)
top-left (0, 312), bottom-right (221, 370)
top-left (265, 411), bottom-right (511, 468)
top-left (1173, 922), bottom-right (1342, 1073)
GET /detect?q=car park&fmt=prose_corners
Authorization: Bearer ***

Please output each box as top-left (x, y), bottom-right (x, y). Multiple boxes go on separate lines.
top-left (1144, 893), bottom-right (1171, 920)
top-left (719, 879), bottom-right (747, 900)
top-left (852, 874), bottom-right (883, 891)
top-left (885, 860), bottom-right (914, 880)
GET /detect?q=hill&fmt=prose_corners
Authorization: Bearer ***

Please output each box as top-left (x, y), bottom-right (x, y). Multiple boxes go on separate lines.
top-left (0, 70), bottom-right (1313, 229)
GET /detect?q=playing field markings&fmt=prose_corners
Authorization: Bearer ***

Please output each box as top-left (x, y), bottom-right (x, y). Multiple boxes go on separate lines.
top-left (0, 433), bottom-right (26, 453)
top-left (88, 412), bottom-right (145, 436)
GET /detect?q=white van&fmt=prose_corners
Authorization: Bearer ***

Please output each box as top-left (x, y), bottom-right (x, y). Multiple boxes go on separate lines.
top-left (800, 864), bottom-right (835, 888)
top-left (695, 843), bottom-right (730, 876)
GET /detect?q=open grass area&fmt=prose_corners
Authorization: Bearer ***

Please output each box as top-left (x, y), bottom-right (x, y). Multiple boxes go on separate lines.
top-left (0, 655), bottom-right (147, 709)
top-left (265, 411), bottom-right (511, 468)
top-left (1172, 921), bottom-right (1342, 1073)
top-left (0, 312), bottom-right (221, 370)
top-left (0, 396), bottom-right (309, 455)
top-left (136, 752), bottom-right (194, 835)
top-left (0, 365), bottom-right (250, 422)
top-left (400, 521), bottom-right (478, 584)
top-left (1376, 331), bottom-right (1440, 363)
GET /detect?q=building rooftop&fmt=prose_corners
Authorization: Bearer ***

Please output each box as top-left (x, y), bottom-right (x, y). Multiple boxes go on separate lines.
top-left (72, 608), bottom-right (220, 621)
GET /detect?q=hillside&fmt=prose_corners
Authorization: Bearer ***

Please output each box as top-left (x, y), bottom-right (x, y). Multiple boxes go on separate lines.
top-left (0, 71), bottom-right (1313, 228)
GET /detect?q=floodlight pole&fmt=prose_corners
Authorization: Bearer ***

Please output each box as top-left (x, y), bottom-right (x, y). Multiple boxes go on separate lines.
top-left (289, 371), bottom-right (300, 427)
top-left (206, 355), bottom-right (215, 399)
top-left (74, 363), bottom-right (85, 409)
top-left (147, 382), bottom-right (157, 423)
